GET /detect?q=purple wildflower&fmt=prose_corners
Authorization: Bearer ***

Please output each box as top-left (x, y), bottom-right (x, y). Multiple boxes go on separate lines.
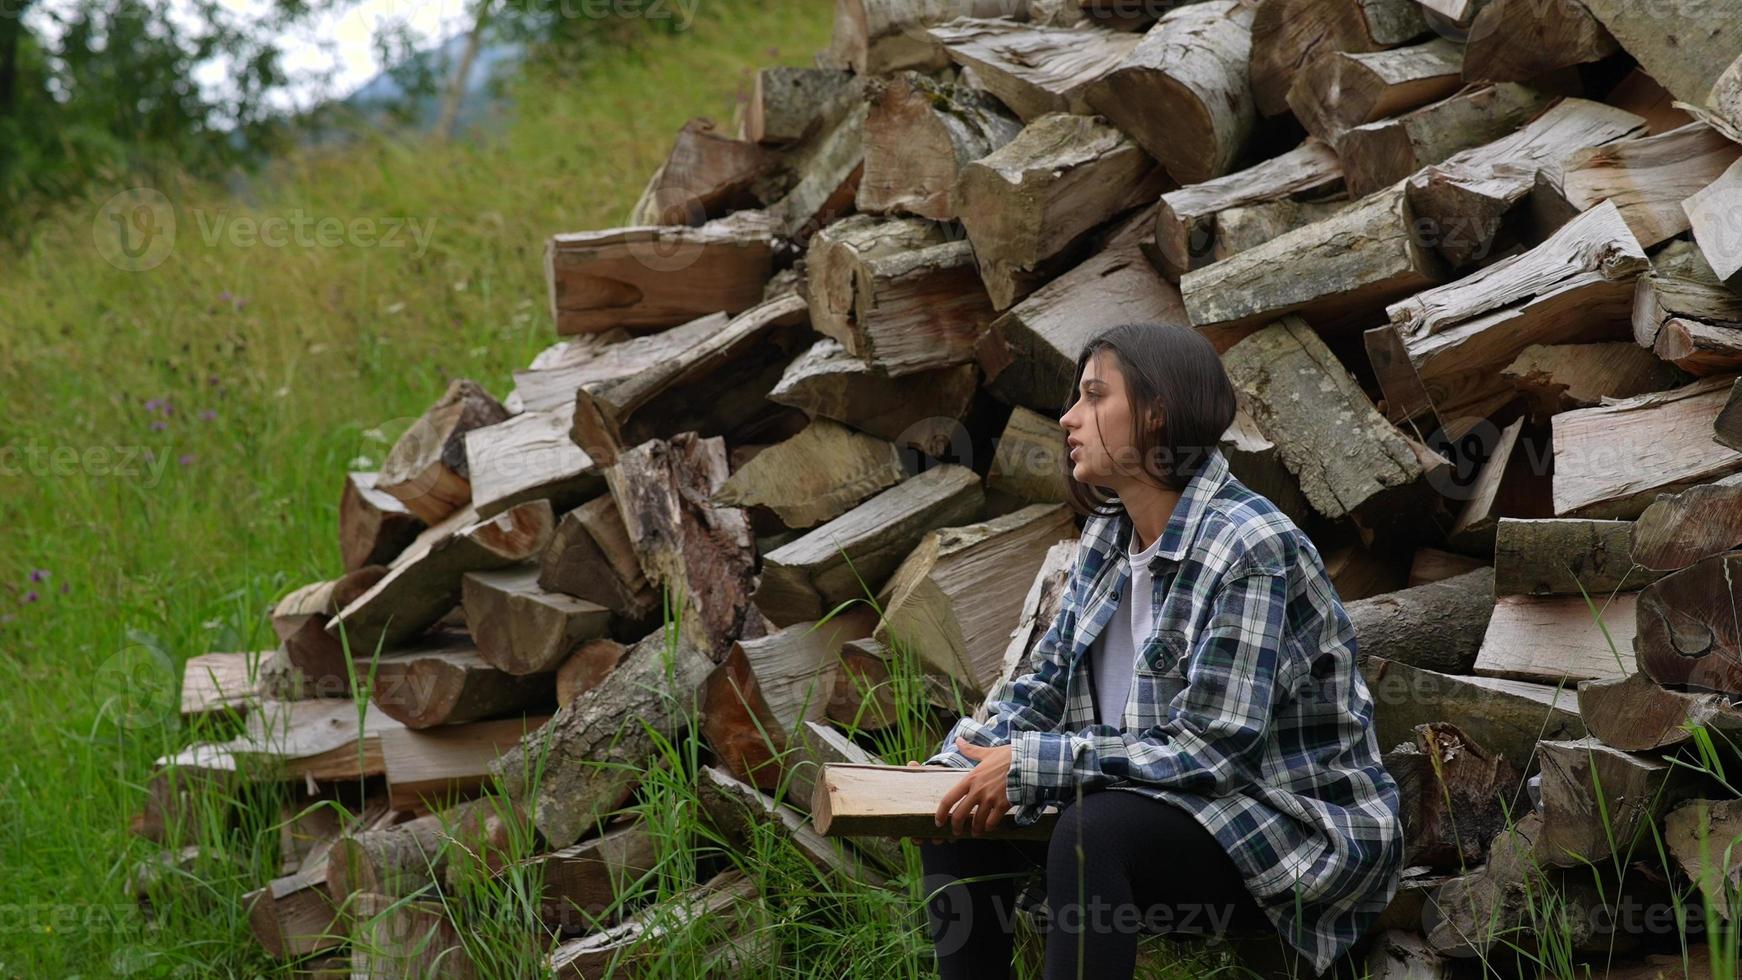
top-left (23, 591), bottom-right (38, 604)
top-left (178, 453), bottom-right (195, 466)
top-left (28, 569), bottom-right (47, 583)
top-left (149, 420), bottom-right (167, 432)
top-left (199, 409), bottom-right (217, 422)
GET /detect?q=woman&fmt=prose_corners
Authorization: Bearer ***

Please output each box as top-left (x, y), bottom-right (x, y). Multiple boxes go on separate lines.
top-left (909, 323), bottom-right (1403, 980)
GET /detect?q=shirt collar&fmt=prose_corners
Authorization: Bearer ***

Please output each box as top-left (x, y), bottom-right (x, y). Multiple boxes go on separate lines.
top-left (1110, 448), bottom-right (1232, 565)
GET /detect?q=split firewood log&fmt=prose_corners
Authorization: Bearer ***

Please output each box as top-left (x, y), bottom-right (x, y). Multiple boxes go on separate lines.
top-left (1632, 479), bottom-right (1742, 571)
top-left (1210, 196), bottom-right (1355, 263)
top-left (325, 800), bottom-right (492, 901)
top-left (274, 568), bottom-right (389, 696)
top-left (955, 112), bottom-right (1169, 310)
top-left (1247, 0), bottom-right (1429, 117)
top-left (1286, 38), bottom-right (1463, 144)
top-left (744, 66), bottom-right (855, 146)
top-left (1460, 0), bottom-right (1616, 84)
top-left (628, 118), bottom-right (776, 227)
top-left (327, 500), bottom-right (556, 656)
top-left (857, 71), bottom-right (1021, 221)
top-left (1493, 516), bottom-right (1663, 597)
top-left (1362, 657), bottom-right (1584, 773)
top-left (699, 608), bottom-right (878, 790)
top-left (1664, 799), bottom-right (1742, 921)
top-left (926, 18), bottom-right (1139, 122)
top-left (987, 406), bottom-right (1068, 506)
top-left (714, 418), bottom-right (905, 531)
top-left (340, 472), bottom-right (425, 572)
top-left (1636, 551), bottom-right (1742, 694)
top-left (1218, 408), bottom-right (1316, 531)
top-left (376, 379), bottom-right (510, 524)
top-left (1404, 98), bottom-right (1647, 269)
top-left (547, 869), bottom-right (768, 979)
top-left (504, 821), bottom-right (658, 934)
top-left (538, 496), bottom-right (657, 624)
top-left (463, 408), bottom-right (601, 519)
top-left (545, 209), bottom-right (775, 336)
top-left (1560, 122), bottom-right (1741, 250)
top-left (1551, 374), bottom-right (1742, 519)
top-left (508, 331), bottom-right (645, 417)
top-left (1181, 181), bottom-right (1444, 340)
top-left (1685, 157), bottom-right (1742, 288)
top-left (1084, 0), bottom-right (1258, 185)
top-left (246, 859), bottom-right (341, 958)
top-left (1577, 672), bottom-right (1742, 753)
top-left (1722, 378), bottom-right (1742, 452)
top-left (568, 294), bottom-right (811, 468)
top-left (829, 635), bottom-right (966, 733)
top-left (1534, 736), bottom-right (1698, 867)
top-left (1223, 317), bottom-right (1446, 532)
top-left (752, 464), bottom-right (984, 627)
top-left (155, 699), bottom-right (406, 798)
top-left (1575, 0), bottom-right (1742, 106)
top-left (1346, 567), bottom-right (1494, 675)
top-left (1470, 591), bottom-right (1634, 687)
top-left (972, 538), bottom-right (1076, 721)
top-left (379, 715), bottom-right (550, 811)
top-left (1445, 416), bottom-right (1553, 553)
top-left (369, 633), bottom-right (553, 730)
top-left (767, 338), bottom-right (978, 458)
top-left (1335, 81), bottom-right (1562, 198)
top-left (824, 0), bottom-right (1026, 74)
top-left (490, 627), bottom-right (714, 849)
top-left (180, 651), bottom-right (262, 719)
top-left (1699, 53), bottom-right (1742, 143)
top-left (875, 504), bottom-right (1077, 699)
top-left (787, 721), bottom-right (905, 871)
top-left (979, 205), bottom-right (1193, 412)
top-left (1370, 200), bottom-right (1649, 439)
top-left (756, 81), bottom-right (867, 239)
top-left (348, 891), bottom-right (478, 979)
top-left (1501, 342), bottom-right (1687, 424)
top-left (461, 566), bottom-right (611, 675)
top-left (605, 433), bottom-right (757, 660)
top-left (697, 765), bottom-right (887, 886)
top-left (1150, 139), bottom-right (1342, 279)
top-left (811, 762), bottom-right (1057, 840)
top-left (555, 638), bottom-right (630, 708)
top-left (1383, 722), bottom-right (1521, 870)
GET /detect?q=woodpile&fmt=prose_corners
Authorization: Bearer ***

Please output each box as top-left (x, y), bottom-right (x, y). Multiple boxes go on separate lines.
top-left (136, 2), bottom-right (1742, 975)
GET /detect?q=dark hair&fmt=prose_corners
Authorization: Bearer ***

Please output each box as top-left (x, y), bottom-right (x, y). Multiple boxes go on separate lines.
top-left (1063, 322), bottom-right (1238, 518)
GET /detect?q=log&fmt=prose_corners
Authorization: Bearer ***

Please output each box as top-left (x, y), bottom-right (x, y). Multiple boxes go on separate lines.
top-left (1551, 375), bottom-right (1742, 519)
top-left (513, 821), bottom-right (658, 933)
top-left (752, 464), bottom-right (984, 627)
top-left (1577, 672), bottom-right (1742, 753)
top-left (745, 66), bottom-right (854, 146)
top-left (762, 97), bottom-right (866, 247)
top-left (1084, 0), bottom-right (1258, 185)
top-left (857, 71), bottom-right (1021, 220)
top-left (463, 407), bottom-right (601, 519)
top-left (1372, 200), bottom-right (1649, 439)
top-left (326, 801), bottom-right (493, 901)
top-left (380, 715), bottom-right (550, 811)
top-left (370, 634), bottom-right (553, 730)
top-left (509, 329), bottom-right (648, 416)
top-left (340, 471), bottom-right (425, 572)
top-left (274, 567), bottom-right (389, 695)
top-left (1561, 123), bottom-right (1742, 250)
top-left (1722, 378), bottom-right (1742, 452)
top-left (979, 205), bottom-right (1194, 413)
top-left (1534, 736), bottom-right (1694, 867)
top-left (926, 18), bottom-right (1139, 122)
top-left (1150, 139), bottom-right (1343, 280)
top-left (1218, 407), bottom-right (1316, 531)
top-left (1502, 342), bottom-right (1687, 424)
top-left (714, 418), bottom-right (904, 531)
top-left (568, 294), bottom-right (811, 468)
top-left (1446, 415), bottom-right (1552, 552)
top-left (825, 0), bottom-right (1027, 74)
top-left (180, 651), bottom-right (262, 719)
top-left (956, 112), bottom-right (1169, 310)
top-left (972, 538), bottom-right (1076, 723)
top-left (1685, 157), bottom-right (1742, 287)
top-left (245, 860), bottom-right (341, 958)
top-left (547, 869), bottom-right (764, 979)
top-left (1335, 81), bottom-right (1562, 199)
top-left (544, 209), bottom-right (775, 336)
top-left (875, 504), bottom-right (1077, 698)
top-left (1636, 552), bottom-right (1742, 694)
top-left (1461, 0), bottom-right (1616, 84)
top-left (767, 338), bottom-right (978, 459)
top-left (1494, 517), bottom-right (1662, 597)
top-left (786, 721), bottom-right (907, 871)
top-left (328, 500), bottom-right (556, 655)
top-left (555, 638), bottom-right (630, 708)
top-left (490, 627), bottom-right (715, 849)
top-left (604, 433), bottom-right (757, 660)
top-left (1404, 98), bottom-right (1647, 269)
top-left (627, 117), bottom-right (776, 227)
top-left (538, 495), bottom-right (656, 624)
top-left (1384, 722), bottom-right (1521, 870)
top-left (348, 891), bottom-right (477, 980)
top-left (1470, 592), bottom-right (1635, 686)
top-left (829, 635), bottom-right (965, 732)
top-left (1362, 657), bottom-right (1584, 773)
top-left (1347, 566), bottom-right (1494, 675)
top-left (1210, 197), bottom-right (1354, 263)
top-left (1223, 316), bottom-right (1445, 530)
top-left (1181, 181), bottom-right (1444, 340)
top-left (1247, 0), bottom-right (1429, 117)
top-left (1286, 38), bottom-right (1463, 143)
top-left (1575, 0), bottom-right (1742, 106)
top-left (462, 566), bottom-right (611, 676)
top-left (1664, 799), bottom-right (1742, 921)
top-left (376, 379), bottom-right (509, 524)
top-left (811, 762), bottom-right (1057, 840)
top-left (1632, 480), bottom-right (1742, 571)
top-left (697, 765), bottom-right (886, 886)
top-left (987, 406), bottom-right (1069, 506)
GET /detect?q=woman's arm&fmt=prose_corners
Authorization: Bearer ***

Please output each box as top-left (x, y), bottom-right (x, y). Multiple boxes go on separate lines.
top-left (923, 598), bottom-right (1076, 769)
top-left (1005, 556), bottom-right (1291, 805)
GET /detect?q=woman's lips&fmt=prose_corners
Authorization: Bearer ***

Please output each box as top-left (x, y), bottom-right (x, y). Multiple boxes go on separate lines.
top-left (1069, 447), bottom-right (1081, 460)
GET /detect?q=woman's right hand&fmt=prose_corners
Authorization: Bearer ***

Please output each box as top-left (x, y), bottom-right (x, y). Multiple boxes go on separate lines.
top-left (889, 760), bottom-right (946, 846)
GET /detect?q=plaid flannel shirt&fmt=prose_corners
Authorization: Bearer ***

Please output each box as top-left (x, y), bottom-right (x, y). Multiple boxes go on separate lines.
top-left (927, 448), bottom-right (1403, 974)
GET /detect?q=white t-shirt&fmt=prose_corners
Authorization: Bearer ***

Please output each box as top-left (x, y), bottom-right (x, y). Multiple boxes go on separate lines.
top-left (1090, 525), bottom-right (1167, 727)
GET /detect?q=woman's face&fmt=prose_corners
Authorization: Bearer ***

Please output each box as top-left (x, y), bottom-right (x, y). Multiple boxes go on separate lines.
top-left (1060, 350), bottom-right (1153, 489)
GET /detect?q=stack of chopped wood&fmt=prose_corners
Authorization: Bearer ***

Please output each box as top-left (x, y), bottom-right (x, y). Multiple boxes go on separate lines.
top-left (134, 0), bottom-right (1742, 974)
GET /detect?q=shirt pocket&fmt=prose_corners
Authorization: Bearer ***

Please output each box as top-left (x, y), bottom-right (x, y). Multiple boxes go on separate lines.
top-left (1132, 627), bottom-right (1190, 723)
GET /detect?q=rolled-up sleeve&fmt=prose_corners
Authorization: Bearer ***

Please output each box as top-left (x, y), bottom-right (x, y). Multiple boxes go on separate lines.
top-left (1006, 558), bottom-right (1290, 805)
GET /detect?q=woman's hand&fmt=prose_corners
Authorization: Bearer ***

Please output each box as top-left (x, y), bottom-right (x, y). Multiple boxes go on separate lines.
top-left (937, 737), bottom-right (1014, 837)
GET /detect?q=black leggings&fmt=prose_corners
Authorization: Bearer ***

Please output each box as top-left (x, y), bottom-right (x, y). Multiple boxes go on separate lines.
top-left (917, 788), bottom-right (1271, 980)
